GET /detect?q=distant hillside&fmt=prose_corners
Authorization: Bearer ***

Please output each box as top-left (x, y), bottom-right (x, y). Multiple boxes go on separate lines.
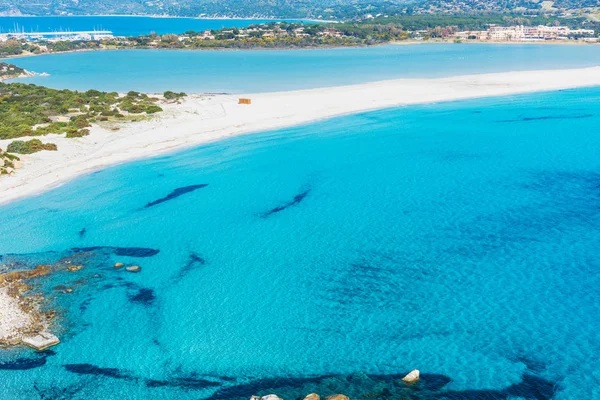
top-left (0, 0), bottom-right (380, 18)
top-left (0, 0), bottom-right (596, 18)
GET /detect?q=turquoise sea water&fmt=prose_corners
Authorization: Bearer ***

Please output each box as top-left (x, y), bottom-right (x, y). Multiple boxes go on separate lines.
top-left (6, 44), bottom-right (600, 93)
top-left (0, 16), bottom-right (309, 37)
top-left (1, 87), bottom-right (600, 399)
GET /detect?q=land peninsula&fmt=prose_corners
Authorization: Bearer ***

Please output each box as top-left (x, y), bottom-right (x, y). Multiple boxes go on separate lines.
top-left (2, 65), bottom-right (600, 205)
top-left (0, 16), bottom-right (597, 60)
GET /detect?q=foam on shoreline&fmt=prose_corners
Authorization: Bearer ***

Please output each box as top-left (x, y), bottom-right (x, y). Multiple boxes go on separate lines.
top-left (1, 66), bottom-right (600, 205)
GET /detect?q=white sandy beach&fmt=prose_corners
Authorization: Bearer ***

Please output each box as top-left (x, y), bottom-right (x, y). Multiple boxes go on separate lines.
top-left (1, 66), bottom-right (600, 205)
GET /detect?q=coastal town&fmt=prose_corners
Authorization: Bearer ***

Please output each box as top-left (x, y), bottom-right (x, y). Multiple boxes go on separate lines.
top-left (0, 20), bottom-right (597, 57)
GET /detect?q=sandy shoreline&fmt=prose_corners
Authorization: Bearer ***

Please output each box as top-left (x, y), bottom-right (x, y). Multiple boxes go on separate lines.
top-left (1, 66), bottom-right (600, 205)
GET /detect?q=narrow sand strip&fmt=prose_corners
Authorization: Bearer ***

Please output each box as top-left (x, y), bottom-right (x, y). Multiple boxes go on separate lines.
top-left (1, 66), bottom-right (600, 205)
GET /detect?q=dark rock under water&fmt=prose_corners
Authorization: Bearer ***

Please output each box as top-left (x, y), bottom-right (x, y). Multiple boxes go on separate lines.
top-left (70, 246), bottom-right (160, 258)
top-left (0, 351), bottom-right (55, 371)
top-left (204, 371), bottom-right (556, 400)
top-left (143, 184), bottom-right (209, 208)
top-left (128, 288), bottom-right (156, 306)
top-left (175, 252), bottom-right (206, 279)
top-left (261, 188), bottom-right (311, 218)
top-left (63, 363), bottom-right (131, 380)
top-left (497, 114), bottom-right (593, 123)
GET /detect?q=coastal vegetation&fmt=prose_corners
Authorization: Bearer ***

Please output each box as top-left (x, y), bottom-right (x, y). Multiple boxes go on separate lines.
top-left (1, 0), bottom-right (598, 20)
top-left (6, 139), bottom-right (57, 154)
top-left (0, 82), bottom-right (172, 140)
top-left (0, 149), bottom-right (20, 175)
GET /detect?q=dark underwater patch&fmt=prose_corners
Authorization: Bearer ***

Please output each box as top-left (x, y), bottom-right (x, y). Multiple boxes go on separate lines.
top-left (206, 375), bottom-right (336, 400)
top-left (176, 252), bottom-right (206, 279)
top-left (129, 288), bottom-right (156, 306)
top-left (63, 363), bottom-right (129, 380)
top-left (70, 246), bottom-right (160, 258)
top-left (0, 350), bottom-right (55, 371)
top-left (146, 377), bottom-right (222, 390)
top-left (439, 374), bottom-right (556, 400)
top-left (35, 381), bottom-right (87, 400)
top-left (144, 184), bottom-right (208, 208)
top-left (78, 228), bottom-right (86, 238)
top-left (261, 188), bottom-right (311, 218)
top-left (497, 114), bottom-right (593, 123)
top-left (203, 371), bottom-right (557, 400)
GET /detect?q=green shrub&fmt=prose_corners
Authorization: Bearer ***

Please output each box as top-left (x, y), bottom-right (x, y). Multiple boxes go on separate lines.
top-left (7, 139), bottom-right (57, 154)
top-left (164, 91), bottom-right (187, 100)
top-left (145, 105), bottom-right (163, 114)
top-left (70, 115), bottom-right (91, 128)
top-left (66, 128), bottom-right (90, 138)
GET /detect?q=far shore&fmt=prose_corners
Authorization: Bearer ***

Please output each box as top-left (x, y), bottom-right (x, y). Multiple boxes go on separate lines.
top-left (1, 38), bottom-right (598, 61)
top-left (1, 66), bottom-right (600, 205)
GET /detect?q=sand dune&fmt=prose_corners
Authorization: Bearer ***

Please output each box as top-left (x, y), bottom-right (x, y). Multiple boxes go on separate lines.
top-left (1, 66), bottom-right (600, 205)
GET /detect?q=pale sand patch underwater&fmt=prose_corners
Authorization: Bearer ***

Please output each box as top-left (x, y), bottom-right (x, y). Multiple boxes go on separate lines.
top-left (1, 66), bottom-right (600, 205)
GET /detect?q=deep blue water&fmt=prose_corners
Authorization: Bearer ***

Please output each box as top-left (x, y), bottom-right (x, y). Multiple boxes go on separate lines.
top-left (5, 44), bottom-right (600, 93)
top-left (1, 87), bottom-right (600, 399)
top-left (0, 16), bottom-right (309, 37)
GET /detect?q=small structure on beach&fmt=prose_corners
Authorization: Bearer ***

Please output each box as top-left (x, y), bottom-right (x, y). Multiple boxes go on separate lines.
top-left (238, 98), bottom-right (252, 105)
top-left (22, 331), bottom-right (60, 351)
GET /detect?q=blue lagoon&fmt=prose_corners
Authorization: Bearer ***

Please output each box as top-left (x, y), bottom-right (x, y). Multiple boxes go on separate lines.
top-left (8, 44), bottom-right (600, 93)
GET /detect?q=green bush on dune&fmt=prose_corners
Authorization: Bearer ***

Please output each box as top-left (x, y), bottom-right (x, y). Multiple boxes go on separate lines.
top-left (7, 139), bottom-right (58, 154)
top-left (0, 81), bottom-right (168, 141)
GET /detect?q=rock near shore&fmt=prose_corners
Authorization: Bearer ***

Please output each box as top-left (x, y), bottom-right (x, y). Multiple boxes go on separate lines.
top-left (402, 369), bottom-right (420, 384)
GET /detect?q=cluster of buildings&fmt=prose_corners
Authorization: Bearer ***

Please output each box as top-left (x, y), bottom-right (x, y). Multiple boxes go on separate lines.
top-left (455, 25), bottom-right (596, 42)
top-left (170, 26), bottom-right (342, 43)
top-left (0, 30), bottom-right (114, 42)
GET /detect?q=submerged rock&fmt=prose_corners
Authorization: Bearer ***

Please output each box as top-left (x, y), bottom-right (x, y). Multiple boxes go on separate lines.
top-left (326, 395), bottom-right (349, 400)
top-left (67, 265), bottom-right (83, 272)
top-left (126, 266), bottom-right (141, 273)
top-left (114, 262), bottom-right (124, 269)
top-left (402, 369), bottom-right (420, 384)
top-left (304, 394), bottom-right (320, 400)
top-left (22, 331), bottom-right (60, 351)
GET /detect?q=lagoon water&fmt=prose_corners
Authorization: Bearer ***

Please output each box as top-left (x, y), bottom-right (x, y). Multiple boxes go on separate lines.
top-left (7, 44), bottom-right (600, 93)
top-left (1, 87), bottom-right (600, 399)
top-left (0, 16), bottom-right (306, 37)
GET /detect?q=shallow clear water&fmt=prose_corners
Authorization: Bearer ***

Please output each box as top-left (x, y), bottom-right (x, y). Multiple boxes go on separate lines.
top-left (0, 16), bottom-right (308, 37)
top-left (6, 44), bottom-right (600, 93)
top-left (1, 87), bottom-right (599, 399)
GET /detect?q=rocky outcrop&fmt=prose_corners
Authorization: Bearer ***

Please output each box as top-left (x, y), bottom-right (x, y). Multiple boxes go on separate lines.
top-left (326, 395), bottom-right (349, 400)
top-left (402, 369), bottom-right (420, 384)
top-left (21, 331), bottom-right (60, 351)
top-left (126, 265), bottom-right (141, 273)
top-left (304, 394), bottom-right (320, 400)
top-left (0, 62), bottom-right (37, 81)
top-left (0, 265), bottom-right (55, 347)
top-left (261, 395), bottom-right (283, 400)
top-left (114, 262), bottom-right (124, 269)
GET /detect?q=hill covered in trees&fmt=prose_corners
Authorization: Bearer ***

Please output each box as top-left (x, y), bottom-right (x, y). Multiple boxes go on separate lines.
top-left (1, 0), bottom-right (597, 19)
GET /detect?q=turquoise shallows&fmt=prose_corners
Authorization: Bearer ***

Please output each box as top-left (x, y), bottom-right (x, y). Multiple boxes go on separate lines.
top-left (7, 44), bottom-right (600, 93)
top-left (1, 87), bottom-right (600, 399)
